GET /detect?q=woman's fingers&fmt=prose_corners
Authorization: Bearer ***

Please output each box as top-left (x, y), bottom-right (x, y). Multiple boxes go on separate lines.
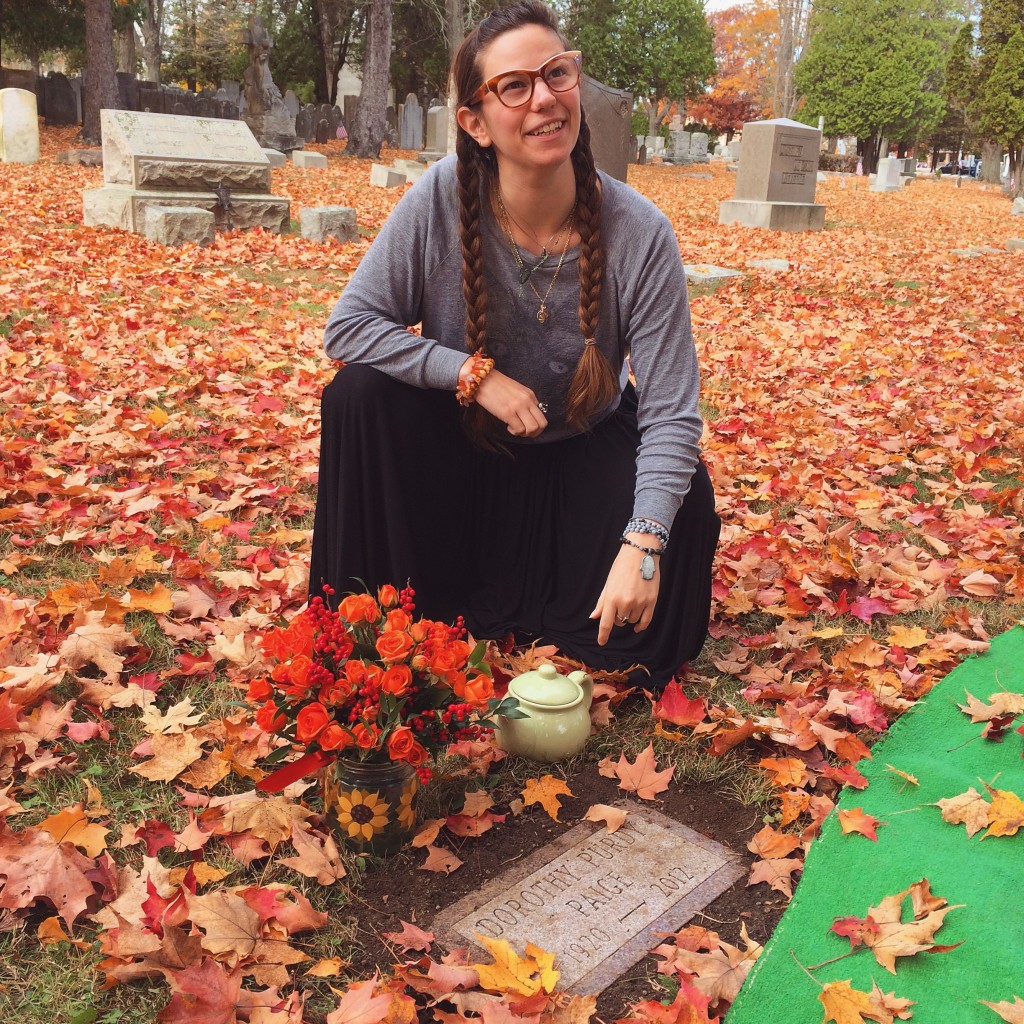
top-left (475, 371), bottom-right (547, 436)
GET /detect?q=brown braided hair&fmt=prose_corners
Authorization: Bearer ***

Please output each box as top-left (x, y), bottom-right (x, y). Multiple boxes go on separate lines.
top-left (453, 1), bottom-right (618, 444)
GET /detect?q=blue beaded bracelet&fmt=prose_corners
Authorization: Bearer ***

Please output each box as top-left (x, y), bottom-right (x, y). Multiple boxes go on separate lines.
top-left (624, 517), bottom-right (670, 548)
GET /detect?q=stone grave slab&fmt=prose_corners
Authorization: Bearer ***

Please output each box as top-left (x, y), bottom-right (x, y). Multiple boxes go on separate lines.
top-left (685, 264), bottom-right (745, 289)
top-left (432, 804), bottom-right (743, 994)
top-left (1006, 238), bottom-right (1024, 250)
top-left (100, 109), bottom-right (271, 192)
top-left (293, 150), bottom-right (327, 169)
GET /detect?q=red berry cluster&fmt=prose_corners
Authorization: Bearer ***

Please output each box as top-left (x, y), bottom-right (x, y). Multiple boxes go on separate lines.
top-left (399, 584), bottom-right (416, 614)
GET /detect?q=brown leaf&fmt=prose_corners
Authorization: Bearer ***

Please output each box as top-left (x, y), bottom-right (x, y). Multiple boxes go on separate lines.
top-left (326, 977), bottom-right (394, 1024)
top-left (936, 787), bottom-right (990, 837)
top-left (981, 996), bottom-right (1024, 1023)
top-left (130, 732), bottom-right (205, 783)
top-left (185, 889), bottom-right (260, 961)
top-left (613, 744), bottom-right (674, 800)
top-left (278, 825), bottom-right (347, 885)
top-left (58, 610), bottom-right (138, 680)
top-left (383, 920), bottom-right (435, 952)
top-left (583, 803), bottom-right (628, 832)
top-left (419, 845), bottom-right (463, 874)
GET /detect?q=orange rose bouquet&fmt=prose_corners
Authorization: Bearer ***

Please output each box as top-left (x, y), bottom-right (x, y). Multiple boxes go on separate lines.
top-left (250, 584), bottom-right (519, 790)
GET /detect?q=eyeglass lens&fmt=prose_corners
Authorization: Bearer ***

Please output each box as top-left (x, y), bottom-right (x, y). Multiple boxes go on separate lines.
top-left (495, 54), bottom-right (579, 107)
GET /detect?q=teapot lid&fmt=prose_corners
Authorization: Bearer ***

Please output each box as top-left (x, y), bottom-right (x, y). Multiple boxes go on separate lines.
top-left (508, 664), bottom-right (582, 707)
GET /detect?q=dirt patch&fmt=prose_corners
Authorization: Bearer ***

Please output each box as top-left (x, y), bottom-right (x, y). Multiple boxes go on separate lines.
top-left (346, 767), bottom-right (788, 1019)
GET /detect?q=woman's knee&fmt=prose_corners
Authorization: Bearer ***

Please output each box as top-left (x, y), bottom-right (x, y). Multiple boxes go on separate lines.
top-left (322, 363), bottom-right (402, 411)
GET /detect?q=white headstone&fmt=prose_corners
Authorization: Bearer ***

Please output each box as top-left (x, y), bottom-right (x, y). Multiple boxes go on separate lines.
top-left (690, 132), bottom-right (710, 162)
top-left (99, 109), bottom-right (270, 192)
top-left (400, 93), bottom-right (423, 150)
top-left (425, 105), bottom-right (447, 155)
top-left (292, 150), bottom-right (327, 169)
top-left (0, 88), bottom-right (40, 164)
top-left (871, 156), bottom-right (902, 192)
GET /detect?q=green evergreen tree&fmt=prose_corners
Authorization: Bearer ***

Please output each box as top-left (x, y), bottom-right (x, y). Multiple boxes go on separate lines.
top-left (567, 0), bottom-right (715, 135)
top-left (794, 0), bottom-right (957, 173)
top-left (977, 26), bottom-right (1024, 193)
top-left (0, 0), bottom-right (82, 71)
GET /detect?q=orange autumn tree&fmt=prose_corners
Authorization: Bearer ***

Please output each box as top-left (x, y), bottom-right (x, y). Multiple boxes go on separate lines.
top-left (689, 1), bottom-right (778, 141)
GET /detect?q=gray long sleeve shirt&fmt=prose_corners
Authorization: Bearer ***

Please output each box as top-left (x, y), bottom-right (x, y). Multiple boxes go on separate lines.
top-left (324, 155), bottom-right (703, 529)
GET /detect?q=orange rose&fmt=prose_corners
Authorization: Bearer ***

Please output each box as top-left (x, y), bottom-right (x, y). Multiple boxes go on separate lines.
top-left (376, 629), bottom-right (414, 663)
top-left (428, 647), bottom-right (462, 675)
top-left (456, 673), bottom-right (494, 706)
top-left (377, 584), bottom-right (399, 608)
top-left (404, 740), bottom-right (428, 767)
top-left (323, 678), bottom-right (354, 705)
top-left (319, 723), bottom-right (352, 751)
top-left (351, 722), bottom-right (380, 749)
top-left (387, 725), bottom-right (417, 761)
top-left (246, 677), bottom-right (273, 703)
top-left (255, 700), bottom-right (286, 734)
top-left (409, 619), bottom-right (430, 642)
top-left (381, 664), bottom-right (413, 697)
top-left (339, 593), bottom-right (380, 624)
top-left (295, 702), bottom-right (330, 743)
top-left (386, 608), bottom-right (411, 632)
top-left (344, 660), bottom-right (367, 686)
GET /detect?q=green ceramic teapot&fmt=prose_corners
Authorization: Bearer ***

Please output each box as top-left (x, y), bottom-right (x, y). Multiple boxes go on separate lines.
top-left (494, 663), bottom-right (594, 762)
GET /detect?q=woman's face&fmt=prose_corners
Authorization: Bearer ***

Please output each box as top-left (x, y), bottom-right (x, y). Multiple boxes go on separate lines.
top-left (460, 24), bottom-right (581, 176)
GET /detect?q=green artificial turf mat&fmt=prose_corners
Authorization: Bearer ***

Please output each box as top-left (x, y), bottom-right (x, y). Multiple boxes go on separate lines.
top-left (727, 626), bottom-right (1024, 1024)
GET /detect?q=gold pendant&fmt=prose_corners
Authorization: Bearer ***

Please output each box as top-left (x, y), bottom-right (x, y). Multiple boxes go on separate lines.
top-left (537, 305), bottom-right (548, 324)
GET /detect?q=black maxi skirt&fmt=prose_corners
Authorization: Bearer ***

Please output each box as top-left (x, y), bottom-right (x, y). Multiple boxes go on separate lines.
top-left (309, 364), bottom-right (721, 689)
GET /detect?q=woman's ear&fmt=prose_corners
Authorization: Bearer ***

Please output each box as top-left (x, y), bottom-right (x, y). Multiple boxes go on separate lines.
top-left (457, 105), bottom-right (492, 149)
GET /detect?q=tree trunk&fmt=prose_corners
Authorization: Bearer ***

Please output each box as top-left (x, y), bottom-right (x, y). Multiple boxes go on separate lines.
top-left (348, 0), bottom-right (392, 158)
top-left (82, 0), bottom-right (121, 145)
top-left (1010, 144), bottom-right (1022, 198)
top-left (139, 0), bottom-right (163, 84)
top-left (981, 139), bottom-right (1002, 184)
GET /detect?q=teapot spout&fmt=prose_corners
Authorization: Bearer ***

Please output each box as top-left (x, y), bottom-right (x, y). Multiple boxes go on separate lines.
top-left (568, 670), bottom-right (593, 710)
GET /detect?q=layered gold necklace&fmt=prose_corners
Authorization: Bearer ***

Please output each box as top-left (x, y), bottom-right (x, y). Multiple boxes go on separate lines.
top-left (494, 186), bottom-right (577, 324)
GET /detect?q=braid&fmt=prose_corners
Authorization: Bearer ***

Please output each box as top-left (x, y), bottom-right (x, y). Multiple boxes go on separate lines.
top-left (456, 132), bottom-right (505, 450)
top-left (565, 112), bottom-right (618, 431)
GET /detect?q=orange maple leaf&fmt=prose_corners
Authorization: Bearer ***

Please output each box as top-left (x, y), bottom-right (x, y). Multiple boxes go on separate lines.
top-left (521, 775), bottom-right (574, 820)
top-left (837, 807), bottom-right (885, 842)
top-left (613, 744), bottom-right (674, 800)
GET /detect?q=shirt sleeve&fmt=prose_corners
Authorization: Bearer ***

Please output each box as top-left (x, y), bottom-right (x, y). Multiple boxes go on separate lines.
top-left (619, 208), bottom-right (704, 530)
top-left (323, 162), bottom-right (469, 391)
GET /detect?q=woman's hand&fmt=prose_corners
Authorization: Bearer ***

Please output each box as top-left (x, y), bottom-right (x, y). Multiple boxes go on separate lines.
top-left (473, 368), bottom-right (548, 437)
top-left (589, 540), bottom-right (661, 646)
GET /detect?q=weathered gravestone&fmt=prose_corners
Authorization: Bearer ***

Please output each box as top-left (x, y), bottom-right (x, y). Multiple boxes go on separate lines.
top-left (283, 90), bottom-right (300, 118)
top-left (295, 107), bottom-right (312, 143)
top-left (718, 118), bottom-right (825, 232)
top-left (580, 75), bottom-right (631, 182)
top-left (667, 131), bottom-right (690, 164)
top-left (0, 89), bottom-right (40, 164)
top-left (83, 109), bottom-right (290, 239)
top-left (689, 132), bottom-right (710, 162)
top-left (433, 805), bottom-right (743, 994)
top-left (116, 72), bottom-right (139, 112)
top-left (44, 72), bottom-right (78, 126)
top-left (400, 93), bottom-right (423, 150)
top-left (425, 105), bottom-right (448, 159)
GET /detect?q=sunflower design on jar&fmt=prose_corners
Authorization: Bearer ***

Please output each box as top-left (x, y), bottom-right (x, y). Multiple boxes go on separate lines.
top-left (396, 776), bottom-right (419, 831)
top-left (335, 787), bottom-right (390, 842)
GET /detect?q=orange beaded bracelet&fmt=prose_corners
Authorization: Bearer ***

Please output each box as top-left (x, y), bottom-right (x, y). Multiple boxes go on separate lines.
top-left (455, 350), bottom-right (495, 407)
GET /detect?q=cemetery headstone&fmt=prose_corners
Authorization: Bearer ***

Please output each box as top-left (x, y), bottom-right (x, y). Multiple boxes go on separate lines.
top-left (116, 72), bottom-right (139, 111)
top-left (1011, 197), bottom-right (1024, 216)
top-left (82, 109), bottom-right (290, 239)
top-left (579, 75), bottom-right (631, 182)
top-left (689, 132), bottom-right (710, 162)
top-left (44, 72), bottom-right (78, 126)
top-left (667, 131), bottom-right (691, 164)
top-left (433, 805), bottom-right (743, 994)
top-left (315, 118), bottom-right (330, 144)
top-left (195, 96), bottom-right (212, 118)
top-left (138, 83), bottom-right (164, 114)
top-left (241, 14), bottom-right (300, 152)
top-left (400, 93), bottom-right (423, 150)
top-left (0, 89), bottom-right (40, 164)
top-left (870, 156), bottom-right (902, 193)
top-left (730, 140), bottom-right (742, 162)
top-left (141, 204), bottom-right (215, 246)
top-left (283, 90), bottom-right (300, 118)
top-left (220, 81), bottom-right (241, 103)
top-left (718, 117), bottom-right (825, 232)
top-left (425, 105), bottom-right (448, 158)
top-left (370, 163), bottom-right (407, 187)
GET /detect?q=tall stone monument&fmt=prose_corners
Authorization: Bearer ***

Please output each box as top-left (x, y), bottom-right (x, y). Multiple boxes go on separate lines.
top-left (0, 88), bottom-right (40, 164)
top-left (718, 118), bottom-right (825, 232)
top-left (580, 74), bottom-right (632, 183)
top-left (82, 109), bottom-right (290, 239)
top-left (241, 15), bottom-right (300, 153)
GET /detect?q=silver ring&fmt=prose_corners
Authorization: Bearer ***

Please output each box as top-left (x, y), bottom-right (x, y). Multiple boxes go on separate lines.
top-left (616, 615), bottom-right (628, 625)
top-left (537, 402), bottom-right (549, 414)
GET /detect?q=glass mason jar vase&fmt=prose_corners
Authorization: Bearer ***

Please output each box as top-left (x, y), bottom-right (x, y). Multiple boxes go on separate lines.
top-left (322, 755), bottom-right (419, 856)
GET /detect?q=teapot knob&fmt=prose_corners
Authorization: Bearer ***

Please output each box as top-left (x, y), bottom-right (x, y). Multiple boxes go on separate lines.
top-left (537, 664), bottom-right (559, 679)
